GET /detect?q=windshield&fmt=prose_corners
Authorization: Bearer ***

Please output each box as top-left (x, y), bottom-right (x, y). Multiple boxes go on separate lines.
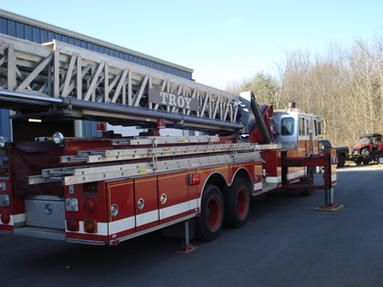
top-left (319, 140), bottom-right (332, 150)
top-left (356, 137), bottom-right (370, 145)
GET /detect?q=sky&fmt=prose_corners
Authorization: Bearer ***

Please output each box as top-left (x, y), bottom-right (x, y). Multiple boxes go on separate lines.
top-left (1, 0), bottom-right (382, 89)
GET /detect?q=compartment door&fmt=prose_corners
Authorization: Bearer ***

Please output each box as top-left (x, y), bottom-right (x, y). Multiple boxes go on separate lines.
top-left (158, 172), bottom-right (193, 224)
top-left (24, 195), bottom-right (65, 230)
top-left (106, 179), bottom-right (135, 238)
top-left (134, 176), bottom-right (159, 232)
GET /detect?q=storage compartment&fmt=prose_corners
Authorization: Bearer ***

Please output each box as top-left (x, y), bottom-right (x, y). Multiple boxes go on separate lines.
top-left (24, 195), bottom-right (65, 230)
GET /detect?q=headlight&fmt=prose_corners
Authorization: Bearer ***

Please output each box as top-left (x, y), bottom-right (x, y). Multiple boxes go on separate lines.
top-left (0, 194), bottom-right (10, 207)
top-left (52, 132), bottom-right (64, 145)
top-left (65, 198), bottom-right (79, 212)
top-left (0, 137), bottom-right (8, 149)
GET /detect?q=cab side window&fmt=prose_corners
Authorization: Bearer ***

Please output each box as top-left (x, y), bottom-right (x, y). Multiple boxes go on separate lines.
top-left (299, 117), bottom-right (305, 136)
top-left (317, 121), bottom-right (322, 135)
top-left (281, 117), bottom-right (294, 136)
top-left (313, 120), bottom-right (318, 136)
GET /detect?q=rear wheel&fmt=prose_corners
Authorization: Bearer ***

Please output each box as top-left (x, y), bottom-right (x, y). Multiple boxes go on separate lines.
top-left (224, 178), bottom-right (251, 228)
top-left (195, 185), bottom-right (224, 241)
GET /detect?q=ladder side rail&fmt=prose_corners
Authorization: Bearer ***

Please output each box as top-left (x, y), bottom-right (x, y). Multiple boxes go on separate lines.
top-left (111, 135), bottom-right (220, 146)
top-left (29, 151), bottom-right (261, 185)
top-left (61, 142), bottom-right (258, 164)
top-left (51, 40), bottom-right (240, 123)
top-left (61, 142), bottom-right (282, 164)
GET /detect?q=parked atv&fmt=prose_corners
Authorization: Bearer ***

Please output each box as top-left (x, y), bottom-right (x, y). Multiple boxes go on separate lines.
top-left (351, 133), bottom-right (383, 165)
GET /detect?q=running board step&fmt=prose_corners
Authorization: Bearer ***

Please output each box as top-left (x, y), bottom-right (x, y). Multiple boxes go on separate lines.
top-left (13, 226), bottom-right (65, 241)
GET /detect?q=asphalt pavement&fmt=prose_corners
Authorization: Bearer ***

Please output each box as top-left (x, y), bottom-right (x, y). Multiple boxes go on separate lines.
top-left (1, 167), bottom-right (383, 287)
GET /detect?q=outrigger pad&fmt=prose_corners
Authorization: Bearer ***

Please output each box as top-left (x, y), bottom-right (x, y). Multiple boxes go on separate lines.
top-left (313, 204), bottom-right (344, 212)
top-left (177, 244), bottom-right (198, 254)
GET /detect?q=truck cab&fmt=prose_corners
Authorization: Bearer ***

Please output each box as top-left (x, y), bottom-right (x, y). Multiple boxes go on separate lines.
top-left (273, 106), bottom-right (322, 153)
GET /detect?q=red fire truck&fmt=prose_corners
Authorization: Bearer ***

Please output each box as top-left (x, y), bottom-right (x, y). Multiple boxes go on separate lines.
top-left (0, 34), bottom-right (337, 246)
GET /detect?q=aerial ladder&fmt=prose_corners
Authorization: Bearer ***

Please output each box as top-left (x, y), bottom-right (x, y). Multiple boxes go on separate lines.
top-left (0, 34), bottom-right (339, 247)
top-left (0, 33), bottom-right (242, 132)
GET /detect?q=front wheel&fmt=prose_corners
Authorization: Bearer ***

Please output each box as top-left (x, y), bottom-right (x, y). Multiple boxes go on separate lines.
top-left (299, 167), bottom-right (314, 196)
top-left (195, 185), bottom-right (224, 241)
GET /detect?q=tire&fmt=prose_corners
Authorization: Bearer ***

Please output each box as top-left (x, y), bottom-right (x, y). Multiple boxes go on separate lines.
top-left (299, 167), bottom-right (314, 196)
top-left (337, 155), bottom-right (345, 168)
top-left (361, 148), bottom-right (370, 157)
top-left (195, 185), bottom-right (224, 241)
top-left (224, 178), bottom-right (251, 228)
top-left (361, 148), bottom-right (370, 165)
top-left (378, 157), bottom-right (383, 165)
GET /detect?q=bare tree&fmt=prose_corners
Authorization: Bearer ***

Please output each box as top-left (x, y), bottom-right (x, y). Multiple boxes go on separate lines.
top-left (228, 37), bottom-right (383, 147)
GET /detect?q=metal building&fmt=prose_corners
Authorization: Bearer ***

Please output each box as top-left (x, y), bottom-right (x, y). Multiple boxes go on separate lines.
top-left (0, 9), bottom-right (194, 139)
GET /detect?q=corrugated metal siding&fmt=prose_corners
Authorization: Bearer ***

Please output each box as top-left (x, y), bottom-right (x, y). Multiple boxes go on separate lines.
top-left (0, 17), bottom-right (192, 79)
top-left (0, 109), bottom-right (10, 138)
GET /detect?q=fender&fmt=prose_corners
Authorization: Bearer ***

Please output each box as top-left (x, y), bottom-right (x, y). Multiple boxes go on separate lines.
top-left (231, 167), bottom-right (254, 188)
top-left (197, 171), bottom-right (229, 208)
